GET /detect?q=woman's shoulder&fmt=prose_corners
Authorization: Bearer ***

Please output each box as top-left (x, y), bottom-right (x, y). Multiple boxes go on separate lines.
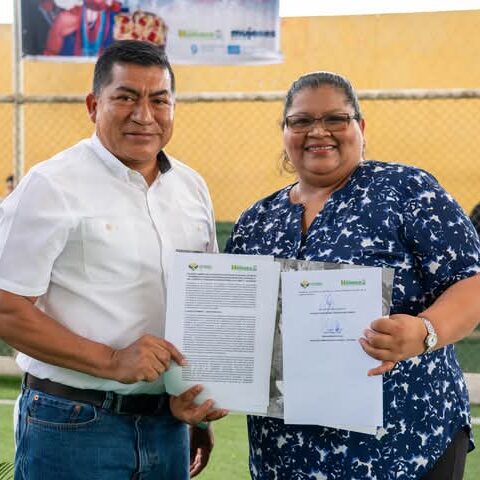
top-left (359, 160), bottom-right (439, 192)
top-left (235, 185), bottom-right (292, 225)
top-left (361, 160), bottom-right (433, 178)
top-left (226, 185), bottom-right (293, 254)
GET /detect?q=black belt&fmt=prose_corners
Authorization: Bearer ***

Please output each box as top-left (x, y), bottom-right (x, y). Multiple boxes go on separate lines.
top-left (25, 373), bottom-right (170, 416)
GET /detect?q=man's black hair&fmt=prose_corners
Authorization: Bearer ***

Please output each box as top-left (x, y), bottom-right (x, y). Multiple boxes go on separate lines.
top-left (93, 40), bottom-right (175, 95)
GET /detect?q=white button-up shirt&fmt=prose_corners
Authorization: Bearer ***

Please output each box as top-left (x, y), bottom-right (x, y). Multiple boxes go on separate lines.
top-left (0, 135), bottom-right (217, 393)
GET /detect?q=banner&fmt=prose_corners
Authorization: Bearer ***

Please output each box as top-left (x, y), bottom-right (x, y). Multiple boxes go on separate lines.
top-left (20, 0), bottom-right (282, 64)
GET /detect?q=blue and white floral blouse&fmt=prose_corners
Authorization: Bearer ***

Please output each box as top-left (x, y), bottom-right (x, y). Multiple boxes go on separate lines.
top-left (225, 160), bottom-right (480, 479)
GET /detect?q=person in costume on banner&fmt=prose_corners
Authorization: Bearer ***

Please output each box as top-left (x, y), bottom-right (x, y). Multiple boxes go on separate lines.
top-left (21, 0), bottom-right (63, 55)
top-left (0, 40), bottom-right (227, 479)
top-left (44, 0), bottom-right (122, 56)
top-left (225, 71), bottom-right (480, 479)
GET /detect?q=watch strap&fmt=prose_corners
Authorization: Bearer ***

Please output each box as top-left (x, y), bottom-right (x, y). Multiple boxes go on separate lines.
top-left (421, 317), bottom-right (438, 354)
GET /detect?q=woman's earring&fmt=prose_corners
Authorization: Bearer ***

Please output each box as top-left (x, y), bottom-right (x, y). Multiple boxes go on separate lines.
top-left (281, 150), bottom-right (295, 174)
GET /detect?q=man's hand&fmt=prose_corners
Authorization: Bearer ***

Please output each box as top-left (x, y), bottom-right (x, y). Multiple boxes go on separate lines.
top-left (359, 314), bottom-right (427, 376)
top-left (170, 385), bottom-right (228, 425)
top-left (170, 385), bottom-right (227, 476)
top-left (189, 424), bottom-right (214, 477)
top-left (109, 335), bottom-right (186, 383)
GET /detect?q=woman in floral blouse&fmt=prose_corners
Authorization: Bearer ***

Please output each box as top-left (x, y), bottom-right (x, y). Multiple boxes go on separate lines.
top-left (226, 71), bottom-right (480, 479)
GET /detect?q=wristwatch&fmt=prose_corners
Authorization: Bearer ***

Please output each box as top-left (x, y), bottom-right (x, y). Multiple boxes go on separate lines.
top-left (421, 317), bottom-right (438, 354)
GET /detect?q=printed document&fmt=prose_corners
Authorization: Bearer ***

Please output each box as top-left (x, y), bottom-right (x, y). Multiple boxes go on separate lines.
top-left (164, 251), bottom-right (280, 414)
top-left (282, 267), bottom-right (383, 432)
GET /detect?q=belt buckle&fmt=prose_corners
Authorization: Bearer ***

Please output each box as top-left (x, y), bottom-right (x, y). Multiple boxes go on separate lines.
top-left (110, 393), bottom-right (169, 415)
top-left (156, 394), bottom-right (167, 414)
top-left (111, 393), bottom-right (152, 415)
top-left (112, 393), bottom-right (127, 415)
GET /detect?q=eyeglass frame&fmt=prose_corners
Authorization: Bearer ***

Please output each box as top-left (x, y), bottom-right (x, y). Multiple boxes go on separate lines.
top-left (284, 112), bottom-right (360, 133)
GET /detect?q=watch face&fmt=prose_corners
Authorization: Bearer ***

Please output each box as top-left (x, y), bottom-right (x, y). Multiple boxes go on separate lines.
top-left (426, 334), bottom-right (437, 347)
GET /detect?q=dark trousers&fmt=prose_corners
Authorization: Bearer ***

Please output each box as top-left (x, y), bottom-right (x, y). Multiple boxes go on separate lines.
top-left (421, 428), bottom-right (469, 480)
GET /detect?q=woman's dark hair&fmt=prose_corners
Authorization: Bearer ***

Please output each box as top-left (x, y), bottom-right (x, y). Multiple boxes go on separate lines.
top-left (280, 71), bottom-right (363, 173)
top-left (282, 71), bottom-right (362, 128)
top-left (93, 40), bottom-right (175, 95)
top-left (470, 203), bottom-right (480, 235)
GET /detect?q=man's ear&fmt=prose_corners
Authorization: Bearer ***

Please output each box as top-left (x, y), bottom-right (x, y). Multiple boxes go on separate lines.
top-left (86, 93), bottom-right (98, 124)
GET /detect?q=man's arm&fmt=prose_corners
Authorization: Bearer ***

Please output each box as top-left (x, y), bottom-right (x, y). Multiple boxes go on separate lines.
top-left (189, 424), bottom-right (214, 477)
top-left (0, 289), bottom-right (185, 383)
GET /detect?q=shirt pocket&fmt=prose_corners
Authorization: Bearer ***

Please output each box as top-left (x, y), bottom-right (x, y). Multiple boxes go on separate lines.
top-left (170, 221), bottom-right (212, 253)
top-left (81, 217), bottom-right (141, 283)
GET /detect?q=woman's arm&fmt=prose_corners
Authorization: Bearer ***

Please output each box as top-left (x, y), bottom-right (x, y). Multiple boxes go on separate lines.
top-left (360, 273), bottom-right (480, 375)
top-left (422, 273), bottom-right (480, 346)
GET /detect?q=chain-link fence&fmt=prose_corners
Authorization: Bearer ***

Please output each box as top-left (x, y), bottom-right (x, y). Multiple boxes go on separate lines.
top-left (0, 90), bottom-right (479, 373)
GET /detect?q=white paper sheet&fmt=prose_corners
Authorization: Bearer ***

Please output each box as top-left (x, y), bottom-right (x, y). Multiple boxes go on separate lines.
top-left (282, 267), bottom-right (383, 433)
top-left (164, 252), bottom-right (280, 414)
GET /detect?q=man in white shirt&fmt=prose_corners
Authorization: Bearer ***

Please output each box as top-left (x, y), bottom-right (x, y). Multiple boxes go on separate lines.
top-left (0, 40), bottom-right (225, 480)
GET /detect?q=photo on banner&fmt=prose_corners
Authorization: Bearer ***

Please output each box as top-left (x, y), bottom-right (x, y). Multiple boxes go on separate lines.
top-left (20, 0), bottom-right (282, 64)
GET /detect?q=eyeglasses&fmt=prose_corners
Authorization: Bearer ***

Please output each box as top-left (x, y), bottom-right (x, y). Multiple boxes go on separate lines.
top-left (285, 113), bottom-right (358, 133)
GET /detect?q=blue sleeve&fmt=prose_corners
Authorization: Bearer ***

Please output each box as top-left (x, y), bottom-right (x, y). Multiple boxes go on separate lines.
top-left (403, 170), bottom-right (480, 297)
top-left (224, 210), bottom-right (250, 254)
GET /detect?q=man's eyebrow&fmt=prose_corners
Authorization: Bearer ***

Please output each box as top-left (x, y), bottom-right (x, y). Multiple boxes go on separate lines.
top-left (149, 89), bottom-right (171, 97)
top-left (114, 86), bottom-right (171, 97)
top-left (114, 86), bottom-right (139, 96)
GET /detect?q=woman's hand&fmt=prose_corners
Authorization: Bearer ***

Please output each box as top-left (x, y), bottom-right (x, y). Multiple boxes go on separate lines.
top-left (361, 275), bottom-right (480, 375)
top-left (169, 384), bottom-right (228, 425)
top-left (359, 314), bottom-right (427, 376)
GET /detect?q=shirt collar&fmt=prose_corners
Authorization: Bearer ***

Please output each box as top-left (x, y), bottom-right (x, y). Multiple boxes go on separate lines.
top-left (89, 134), bottom-right (172, 182)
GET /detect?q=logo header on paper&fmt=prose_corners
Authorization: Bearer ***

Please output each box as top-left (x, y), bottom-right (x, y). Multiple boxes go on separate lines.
top-left (340, 279), bottom-right (366, 286)
top-left (231, 264), bottom-right (257, 272)
top-left (300, 280), bottom-right (323, 289)
top-left (188, 262), bottom-right (212, 271)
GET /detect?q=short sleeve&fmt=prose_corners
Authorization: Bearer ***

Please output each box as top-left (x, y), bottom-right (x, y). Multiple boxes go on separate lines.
top-left (0, 170), bottom-right (74, 296)
top-left (193, 172), bottom-right (218, 253)
top-left (224, 211), bottom-right (250, 254)
top-left (403, 171), bottom-right (480, 297)
top-left (202, 181), bottom-right (219, 254)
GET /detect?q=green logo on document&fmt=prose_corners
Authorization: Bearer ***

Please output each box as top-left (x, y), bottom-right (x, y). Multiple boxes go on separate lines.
top-left (231, 264), bottom-right (257, 272)
top-left (341, 279), bottom-right (366, 286)
top-left (300, 280), bottom-right (310, 289)
top-left (188, 262), bottom-right (199, 271)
